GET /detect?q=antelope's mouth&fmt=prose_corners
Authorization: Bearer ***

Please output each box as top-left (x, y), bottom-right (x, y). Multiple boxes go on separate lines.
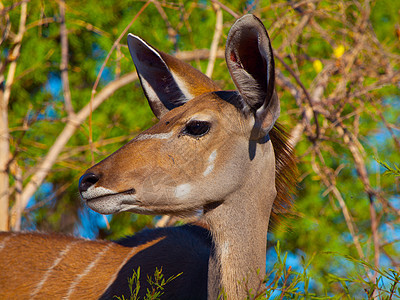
top-left (82, 188), bottom-right (141, 215)
top-left (81, 187), bottom-right (136, 202)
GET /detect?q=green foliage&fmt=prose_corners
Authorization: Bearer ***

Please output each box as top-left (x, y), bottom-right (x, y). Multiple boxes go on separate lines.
top-left (113, 267), bottom-right (181, 300)
top-left (260, 242), bottom-right (328, 300)
top-left (376, 159), bottom-right (400, 177)
top-left (254, 243), bottom-right (400, 299)
top-left (114, 267), bottom-right (141, 300)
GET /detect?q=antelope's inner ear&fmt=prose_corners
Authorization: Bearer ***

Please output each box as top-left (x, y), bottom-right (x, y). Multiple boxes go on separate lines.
top-left (127, 34), bottom-right (189, 119)
top-left (127, 34), bottom-right (220, 120)
top-left (225, 14), bottom-right (279, 137)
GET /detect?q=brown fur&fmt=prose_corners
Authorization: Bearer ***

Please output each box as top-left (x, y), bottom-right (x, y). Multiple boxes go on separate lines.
top-left (270, 122), bottom-right (298, 225)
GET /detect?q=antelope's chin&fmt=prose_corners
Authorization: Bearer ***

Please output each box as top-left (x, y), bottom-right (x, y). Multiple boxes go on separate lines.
top-left (82, 193), bottom-right (138, 215)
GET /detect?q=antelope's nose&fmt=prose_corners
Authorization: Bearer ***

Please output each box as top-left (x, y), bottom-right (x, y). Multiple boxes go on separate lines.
top-left (79, 173), bottom-right (99, 194)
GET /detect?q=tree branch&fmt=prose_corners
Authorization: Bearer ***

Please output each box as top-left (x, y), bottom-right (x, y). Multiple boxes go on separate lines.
top-left (210, 0), bottom-right (239, 18)
top-left (59, 0), bottom-right (74, 116)
top-left (0, 0), bottom-right (27, 231)
top-left (206, 3), bottom-right (223, 78)
top-left (13, 71), bottom-right (138, 220)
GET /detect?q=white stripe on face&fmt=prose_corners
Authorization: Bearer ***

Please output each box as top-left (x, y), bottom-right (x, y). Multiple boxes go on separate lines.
top-left (135, 131), bottom-right (174, 141)
top-left (203, 150), bottom-right (217, 176)
top-left (175, 183), bottom-right (192, 199)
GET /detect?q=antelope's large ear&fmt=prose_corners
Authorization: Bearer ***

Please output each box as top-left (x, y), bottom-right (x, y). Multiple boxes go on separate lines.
top-left (225, 15), bottom-right (279, 137)
top-left (127, 34), bottom-right (219, 119)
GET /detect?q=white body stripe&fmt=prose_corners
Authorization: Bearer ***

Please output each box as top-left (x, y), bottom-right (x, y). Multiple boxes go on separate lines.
top-left (64, 243), bottom-right (112, 299)
top-left (102, 246), bottom-right (139, 295)
top-left (31, 241), bottom-right (77, 298)
top-left (0, 234), bottom-right (13, 252)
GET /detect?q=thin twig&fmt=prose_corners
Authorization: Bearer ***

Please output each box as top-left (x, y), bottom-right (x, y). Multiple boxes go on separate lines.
top-left (312, 150), bottom-right (367, 263)
top-left (332, 120), bottom-right (381, 280)
top-left (152, 0), bottom-right (177, 46)
top-left (59, 0), bottom-right (74, 116)
top-left (0, 0), bottom-right (28, 16)
top-left (377, 109), bottom-right (400, 151)
top-left (279, 266), bottom-right (292, 300)
top-left (3, 1), bottom-right (27, 106)
top-left (89, 0), bottom-right (151, 164)
top-left (210, 0), bottom-right (239, 18)
top-left (206, 3), bottom-right (223, 78)
top-left (274, 53), bottom-right (320, 141)
top-left (24, 181), bottom-right (71, 212)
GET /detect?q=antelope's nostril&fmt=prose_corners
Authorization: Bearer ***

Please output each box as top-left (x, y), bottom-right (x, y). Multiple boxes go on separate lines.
top-left (79, 173), bottom-right (100, 193)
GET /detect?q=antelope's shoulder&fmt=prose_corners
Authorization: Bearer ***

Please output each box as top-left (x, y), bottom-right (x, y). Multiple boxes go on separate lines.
top-left (113, 223), bottom-right (212, 271)
top-left (101, 224), bottom-right (211, 300)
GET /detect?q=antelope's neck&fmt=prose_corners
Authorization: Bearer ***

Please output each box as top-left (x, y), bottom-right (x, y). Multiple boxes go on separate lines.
top-left (204, 141), bottom-right (276, 299)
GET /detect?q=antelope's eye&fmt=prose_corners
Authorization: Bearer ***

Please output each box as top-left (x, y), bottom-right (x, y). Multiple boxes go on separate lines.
top-left (182, 120), bottom-right (211, 137)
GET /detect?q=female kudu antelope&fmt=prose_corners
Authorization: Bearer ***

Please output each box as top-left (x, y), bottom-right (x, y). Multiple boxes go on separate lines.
top-left (0, 15), bottom-right (296, 299)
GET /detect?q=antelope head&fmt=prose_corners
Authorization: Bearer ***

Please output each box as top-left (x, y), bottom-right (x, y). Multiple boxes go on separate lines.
top-left (79, 15), bottom-right (279, 218)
